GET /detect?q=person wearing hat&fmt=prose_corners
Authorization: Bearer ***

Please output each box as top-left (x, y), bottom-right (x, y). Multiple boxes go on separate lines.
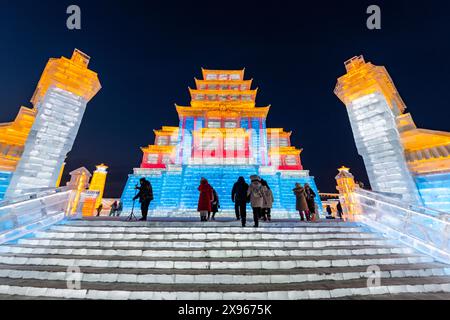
top-left (197, 178), bottom-right (213, 222)
top-left (293, 183), bottom-right (309, 222)
top-left (247, 175), bottom-right (264, 228)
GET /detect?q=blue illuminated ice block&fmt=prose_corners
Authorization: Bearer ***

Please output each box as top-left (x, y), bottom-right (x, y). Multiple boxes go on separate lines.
top-left (121, 166), bottom-right (323, 218)
top-left (0, 172), bottom-right (12, 202)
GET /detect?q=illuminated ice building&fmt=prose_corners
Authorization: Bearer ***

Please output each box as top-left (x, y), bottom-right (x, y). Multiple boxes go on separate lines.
top-left (0, 49), bottom-right (101, 201)
top-left (335, 56), bottom-right (450, 212)
top-left (121, 69), bottom-right (322, 217)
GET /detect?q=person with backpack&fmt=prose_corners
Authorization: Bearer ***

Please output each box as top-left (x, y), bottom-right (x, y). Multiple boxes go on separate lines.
top-left (247, 175), bottom-right (264, 228)
top-left (231, 177), bottom-right (249, 224)
top-left (133, 178), bottom-right (154, 221)
top-left (208, 188), bottom-right (220, 221)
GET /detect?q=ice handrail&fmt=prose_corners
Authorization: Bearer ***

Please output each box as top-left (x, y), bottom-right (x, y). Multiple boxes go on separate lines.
top-left (0, 188), bottom-right (72, 245)
top-left (353, 188), bottom-right (450, 264)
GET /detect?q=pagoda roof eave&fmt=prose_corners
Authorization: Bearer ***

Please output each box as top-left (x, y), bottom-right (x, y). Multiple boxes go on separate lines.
top-left (141, 145), bottom-right (176, 154)
top-left (189, 88), bottom-right (258, 96)
top-left (176, 104), bottom-right (271, 118)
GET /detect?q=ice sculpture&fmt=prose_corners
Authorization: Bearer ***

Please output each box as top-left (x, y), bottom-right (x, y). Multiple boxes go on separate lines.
top-left (5, 50), bottom-right (101, 199)
top-left (335, 56), bottom-right (450, 212)
top-left (121, 69), bottom-right (322, 217)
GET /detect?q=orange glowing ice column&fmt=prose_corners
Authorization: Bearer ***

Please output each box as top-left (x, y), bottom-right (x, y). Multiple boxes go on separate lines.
top-left (89, 164), bottom-right (108, 209)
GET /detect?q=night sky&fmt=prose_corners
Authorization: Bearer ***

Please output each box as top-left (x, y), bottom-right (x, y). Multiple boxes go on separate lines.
top-left (1, 0), bottom-right (449, 197)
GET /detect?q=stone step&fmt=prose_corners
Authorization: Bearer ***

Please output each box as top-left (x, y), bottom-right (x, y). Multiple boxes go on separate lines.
top-left (0, 254), bottom-right (435, 270)
top-left (0, 245), bottom-right (415, 258)
top-left (66, 221), bottom-right (357, 227)
top-left (34, 231), bottom-right (378, 241)
top-left (52, 225), bottom-right (364, 234)
top-left (17, 238), bottom-right (395, 249)
top-left (1, 262), bottom-right (445, 275)
top-left (0, 266), bottom-right (448, 285)
top-left (0, 277), bottom-right (449, 300)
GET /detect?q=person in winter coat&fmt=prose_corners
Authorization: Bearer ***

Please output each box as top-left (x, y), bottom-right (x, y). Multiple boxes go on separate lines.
top-left (208, 188), bottom-right (220, 221)
top-left (198, 178), bottom-right (213, 222)
top-left (109, 201), bottom-right (119, 217)
top-left (96, 204), bottom-right (103, 217)
top-left (326, 205), bottom-right (335, 219)
top-left (261, 179), bottom-right (274, 222)
top-left (304, 184), bottom-right (317, 221)
top-left (336, 201), bottom-right (343, 219)
top-left (293, 183), bottom-right (309, 222)
top-left (231, 177), bottom-right (249, 222)
top-left (247, 175), bottom-right (264, 228)
top-left (133, 178), bottom-right (154, 221)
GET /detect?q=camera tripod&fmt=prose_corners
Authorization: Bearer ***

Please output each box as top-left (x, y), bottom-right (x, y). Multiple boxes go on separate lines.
top-left (126, 185), bottom-right (139, 221)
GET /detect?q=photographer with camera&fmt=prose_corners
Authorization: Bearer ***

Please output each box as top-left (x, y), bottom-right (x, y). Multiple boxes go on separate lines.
top-left (133, 178), bottom-right (154, 221)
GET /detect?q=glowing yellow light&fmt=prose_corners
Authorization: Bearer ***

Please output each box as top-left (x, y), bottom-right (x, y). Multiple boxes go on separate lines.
top-left (31, 49), bottom-right (101, 106)
top-left (334, 55), bottom-right (406, 114)
top-left (56, 162), bottom-right (66, 187)
top-left (335, 166), bottom-right (359, 220)
top-left (88, 164), bottom-right (109, 209)
top-left (0, 107), bottom-right (36, 172)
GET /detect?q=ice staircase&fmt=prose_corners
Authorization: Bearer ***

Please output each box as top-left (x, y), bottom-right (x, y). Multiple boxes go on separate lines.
top-left (0, 219), bottom-right (449, 300)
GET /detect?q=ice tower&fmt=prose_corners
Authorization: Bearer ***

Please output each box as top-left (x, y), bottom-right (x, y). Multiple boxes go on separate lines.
top-left (335, 56), bottom-right (450, 212)
top-left (121, 69), bottom-right (322, 217)
top-left (5, 50), bottom-right (101, 199)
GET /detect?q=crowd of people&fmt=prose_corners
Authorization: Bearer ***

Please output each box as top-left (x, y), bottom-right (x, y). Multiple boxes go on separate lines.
top-left (100, 177), bottom-right (344, 225)
top-left (197, 176), bottom-right (329, 228)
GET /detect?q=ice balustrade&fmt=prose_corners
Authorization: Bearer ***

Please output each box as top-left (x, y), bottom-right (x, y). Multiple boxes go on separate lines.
top-left (353, 188), bottom-right (450, 264)
top-left (0, 188), bottom-right (72, 244)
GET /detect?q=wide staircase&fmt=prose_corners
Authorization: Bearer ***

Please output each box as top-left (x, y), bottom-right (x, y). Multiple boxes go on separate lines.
top-left (0, 219), bottom-right (449, 300)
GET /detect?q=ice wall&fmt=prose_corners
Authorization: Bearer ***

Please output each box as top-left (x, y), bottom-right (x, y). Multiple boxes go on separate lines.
top-left (5, 87), bottom-right (87, 198)
top-left (346, 93), bottom-right (422, 205)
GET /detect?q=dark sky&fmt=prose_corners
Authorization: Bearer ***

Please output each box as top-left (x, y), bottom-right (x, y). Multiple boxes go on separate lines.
top-left (1, 0), bottom-right (449, 197)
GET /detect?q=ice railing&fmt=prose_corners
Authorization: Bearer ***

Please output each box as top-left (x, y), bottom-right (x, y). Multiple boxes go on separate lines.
top-left (353, 188), bottom-right (450, 264)
top-left (0, 188), bottom-right (72, 245)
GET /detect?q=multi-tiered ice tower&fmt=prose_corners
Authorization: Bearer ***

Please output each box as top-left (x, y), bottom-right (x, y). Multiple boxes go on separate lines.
top-left (335, 56), bottom-right (450, 212)
top-left (121, 69), bottom-right (322, 217)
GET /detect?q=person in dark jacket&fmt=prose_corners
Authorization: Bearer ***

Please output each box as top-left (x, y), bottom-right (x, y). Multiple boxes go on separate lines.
top-left (231, 177), bottom-right (249, 223)
top-left (133, 178), bottom-right (154, 221)
top-left (336, 201), bottom-right (343, 219)
top-left (208, 188), bottom-right (220, 221)
top-left (326, 205), bottom-right (335, 219)
top-left (304, 184), bottom-right (317, 221)
top-left (198, 178), bottom-right (213, 222)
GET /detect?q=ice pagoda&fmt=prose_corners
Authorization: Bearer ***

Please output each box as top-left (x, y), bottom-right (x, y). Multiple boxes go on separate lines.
top-left (121, 69), bottom-right (322, 217)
